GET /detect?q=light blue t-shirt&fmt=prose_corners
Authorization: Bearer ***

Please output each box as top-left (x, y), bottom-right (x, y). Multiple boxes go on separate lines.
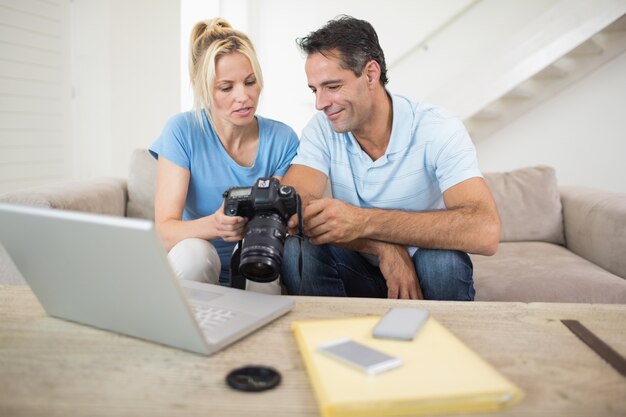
top-left (292, 93), bottom-right (482, 258)
top-left (150, 110), bottom-right (299, 280)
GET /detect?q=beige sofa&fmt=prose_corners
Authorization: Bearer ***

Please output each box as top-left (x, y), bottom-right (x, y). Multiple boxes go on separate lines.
top-left (2, 149), bottom-right (626, 303)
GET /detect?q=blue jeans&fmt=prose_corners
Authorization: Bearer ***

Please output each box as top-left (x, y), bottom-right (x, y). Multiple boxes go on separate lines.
top-left (280, 236), bottom-right (475, 300)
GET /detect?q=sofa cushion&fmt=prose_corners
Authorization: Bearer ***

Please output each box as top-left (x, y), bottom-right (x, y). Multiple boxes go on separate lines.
top-left (560, 186), bottom-right (626, 279)
top-left (471, 241), bottom-right (626, 303)
top-left (126, 149), bottom-right (157, 220)
top-left (484, 166), bottom-right (564, 244)
top-left (0, 178), bottom-right (127, 216)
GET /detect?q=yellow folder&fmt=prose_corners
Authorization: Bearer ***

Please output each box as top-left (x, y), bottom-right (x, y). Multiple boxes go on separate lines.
top-left (292, 316), bottom-right (523, 417)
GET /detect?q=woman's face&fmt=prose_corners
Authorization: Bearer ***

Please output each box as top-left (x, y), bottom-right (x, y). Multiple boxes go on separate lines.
top-left (211, 52), bottom-right (260, 128)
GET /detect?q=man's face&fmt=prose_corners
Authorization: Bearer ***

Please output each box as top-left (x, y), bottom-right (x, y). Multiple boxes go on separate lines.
top-left (305, 51), bottom-right (372, 133)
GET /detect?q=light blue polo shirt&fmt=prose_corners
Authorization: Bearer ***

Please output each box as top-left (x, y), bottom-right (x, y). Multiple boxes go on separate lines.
top-left (292, 93), bottom-right (482, 259)
top-left (293, 93), bottom-right (482, 211)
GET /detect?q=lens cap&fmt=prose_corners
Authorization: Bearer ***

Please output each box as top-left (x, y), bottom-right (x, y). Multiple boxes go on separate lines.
top-left (226, 365), bottom-right (281, 392)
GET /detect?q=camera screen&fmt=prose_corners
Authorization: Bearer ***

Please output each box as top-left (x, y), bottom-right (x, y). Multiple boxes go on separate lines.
top-left (230, 187), bottom-right (252, 198)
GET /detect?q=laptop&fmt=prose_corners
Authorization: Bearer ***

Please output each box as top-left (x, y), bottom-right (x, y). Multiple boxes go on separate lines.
top-left (0, 202), bottom-right (294, 355)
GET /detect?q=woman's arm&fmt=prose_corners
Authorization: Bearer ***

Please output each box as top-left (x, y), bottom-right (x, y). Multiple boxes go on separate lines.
top-left (154, 157), bottom-right (245, 251)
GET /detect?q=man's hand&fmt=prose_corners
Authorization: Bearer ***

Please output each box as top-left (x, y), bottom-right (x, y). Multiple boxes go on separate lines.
top-left (303, 198), bottom-right (364, 244)
top-left (377, 244), bottom-right (424, 299)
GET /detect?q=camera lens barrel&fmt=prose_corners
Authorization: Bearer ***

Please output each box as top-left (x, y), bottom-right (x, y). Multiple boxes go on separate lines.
top-left (239, 212), bottom-right (288, 282)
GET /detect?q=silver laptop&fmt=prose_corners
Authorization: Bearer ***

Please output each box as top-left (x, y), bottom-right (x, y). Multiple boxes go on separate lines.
top-left (0, 203), bottom-right (294, 355)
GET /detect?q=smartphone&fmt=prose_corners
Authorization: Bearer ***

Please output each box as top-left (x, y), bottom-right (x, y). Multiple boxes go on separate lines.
top-left (372, 307), bottom-right (430, 341)
top-left (317, 337), bottom-right (402, 375)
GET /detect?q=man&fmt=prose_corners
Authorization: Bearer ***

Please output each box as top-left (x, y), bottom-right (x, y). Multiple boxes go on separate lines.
top-left (280, 15), bottom-right (500, 300)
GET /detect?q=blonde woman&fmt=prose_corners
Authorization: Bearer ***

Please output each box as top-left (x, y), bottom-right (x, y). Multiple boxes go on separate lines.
top-left (150, 18), bottom-right (298, 290)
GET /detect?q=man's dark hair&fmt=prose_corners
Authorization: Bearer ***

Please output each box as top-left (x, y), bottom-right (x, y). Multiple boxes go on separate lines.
top-left (297, 15), bottom-right (388, 86)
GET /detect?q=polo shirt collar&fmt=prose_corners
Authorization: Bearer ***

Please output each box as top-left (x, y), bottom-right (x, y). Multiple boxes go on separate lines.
top-left (345, 91), bottom-right (413, 157)
top-left (386, 91), bottom-right (413, 155)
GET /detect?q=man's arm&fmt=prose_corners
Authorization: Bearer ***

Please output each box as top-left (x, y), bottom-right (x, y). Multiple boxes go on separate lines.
top-left (342, 238), bottom-right (422, 299)
top-left (303, 177), bottom-right (501, 255)
top-left (282, 164), bottom-right (328, 202)
top-left (282, 164), bottom-right (328, 228)
top-left (282, 163), bottom-right (423, 299)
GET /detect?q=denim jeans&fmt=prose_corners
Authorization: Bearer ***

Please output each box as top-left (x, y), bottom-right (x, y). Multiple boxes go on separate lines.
top-left (280, 236), bottom-right (475, 301)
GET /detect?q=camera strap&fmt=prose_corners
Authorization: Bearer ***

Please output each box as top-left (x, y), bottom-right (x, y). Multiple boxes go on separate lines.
top-left (295, 194), bottom-right (304, 237)
top-left (295, 195), bottom-right (305, 295)
top-left (230, 241), bottom-right (246, 290)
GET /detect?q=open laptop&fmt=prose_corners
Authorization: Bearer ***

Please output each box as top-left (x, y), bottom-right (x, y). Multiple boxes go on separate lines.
top-left (0, 202), bottom-right (294, 355)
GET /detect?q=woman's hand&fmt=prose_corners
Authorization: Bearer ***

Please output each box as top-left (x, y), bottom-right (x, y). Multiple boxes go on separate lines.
top-left (212, 202), bottom-right (247, 242)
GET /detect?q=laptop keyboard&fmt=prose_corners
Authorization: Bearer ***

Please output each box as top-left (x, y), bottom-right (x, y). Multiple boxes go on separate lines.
top-left (191, 304), bottom-right (237, 330)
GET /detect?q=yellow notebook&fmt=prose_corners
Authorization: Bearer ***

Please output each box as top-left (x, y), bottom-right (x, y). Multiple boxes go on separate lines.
top-left (292, 316), bottom-right (523, 417)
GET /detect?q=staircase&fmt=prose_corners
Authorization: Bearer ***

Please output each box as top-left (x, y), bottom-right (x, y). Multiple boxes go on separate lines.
top-left (464, 12), bottom-right (626, 142)
top-left (387, 0), bottom-right (626, 143)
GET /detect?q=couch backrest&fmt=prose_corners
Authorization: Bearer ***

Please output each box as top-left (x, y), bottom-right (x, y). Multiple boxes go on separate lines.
top-left (128, 150), bottom-right (565, 245)
top-left (483, 165), bottom-right (564, 244)
top-left (126, 149), bottom-right (157, 220)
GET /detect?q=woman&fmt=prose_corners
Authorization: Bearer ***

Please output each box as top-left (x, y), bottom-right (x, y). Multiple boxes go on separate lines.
top-left (150, 18), bottom-right (299, 289)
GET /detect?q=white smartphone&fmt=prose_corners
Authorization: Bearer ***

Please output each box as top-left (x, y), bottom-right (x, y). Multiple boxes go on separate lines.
top-left (372, 307), bottom-right (430, 341)
top-left (317, 337), bottom-right (402, 375)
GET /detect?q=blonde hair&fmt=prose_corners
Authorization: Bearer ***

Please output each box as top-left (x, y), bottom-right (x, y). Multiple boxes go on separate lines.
top-left (189, 18), bottom-right (263, 125)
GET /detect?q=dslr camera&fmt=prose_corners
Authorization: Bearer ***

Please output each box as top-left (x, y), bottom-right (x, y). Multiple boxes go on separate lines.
top-left (223, 177), bottom-right (301, 283)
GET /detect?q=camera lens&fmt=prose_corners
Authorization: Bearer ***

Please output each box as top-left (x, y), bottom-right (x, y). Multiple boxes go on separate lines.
top-left (239, 213), bottom-right (287, 282)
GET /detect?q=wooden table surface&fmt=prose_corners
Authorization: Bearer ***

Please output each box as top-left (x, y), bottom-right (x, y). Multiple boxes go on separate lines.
top-left (1, 284), bottom-right (625, 417)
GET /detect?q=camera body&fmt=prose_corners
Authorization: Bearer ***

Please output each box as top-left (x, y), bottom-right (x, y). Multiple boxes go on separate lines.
top-left (223, 177), bottom-right (300, 283)
top-left (223, 177), bottom-right (298, 222)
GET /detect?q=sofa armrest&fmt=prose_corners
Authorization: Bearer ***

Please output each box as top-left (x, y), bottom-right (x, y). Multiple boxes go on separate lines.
top-left (560, 186), bottom-right (626, 279)
top-left (0, 178), bottom-right (128, 217)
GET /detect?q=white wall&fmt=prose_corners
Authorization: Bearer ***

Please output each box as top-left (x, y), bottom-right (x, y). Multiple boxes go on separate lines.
top-left (245, 0), bottom-right (626, 193)
top-left (243, 0), bottom-right (476, 135)
top-left (72, 0), bottom-right (180, 179)
top-left (475, 50), bottom-right (626, 193)
top-left (391, 0), bottom-right (559, 115)
top-left (180, 0), bottom-right (220, 111)
top-left (71, 0), bottom-right (111, 179)
top-left (0, 0), bottom-right (72, 193)
top-left (54, 0), bottom-right (626, 194)
top-left (245, 0), bottom-right (601, 135)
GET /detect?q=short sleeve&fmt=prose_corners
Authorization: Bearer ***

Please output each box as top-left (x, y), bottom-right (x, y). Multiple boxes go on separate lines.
top-left (149, 113), bottom-right (193, 170)
top-left (272, 127), bottom-right (299, 177)
top-left (429, 117), bottom-right (482, 193)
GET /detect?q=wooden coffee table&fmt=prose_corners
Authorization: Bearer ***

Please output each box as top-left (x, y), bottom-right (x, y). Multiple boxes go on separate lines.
top-left (1, 284), bottom-right (625, 416)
